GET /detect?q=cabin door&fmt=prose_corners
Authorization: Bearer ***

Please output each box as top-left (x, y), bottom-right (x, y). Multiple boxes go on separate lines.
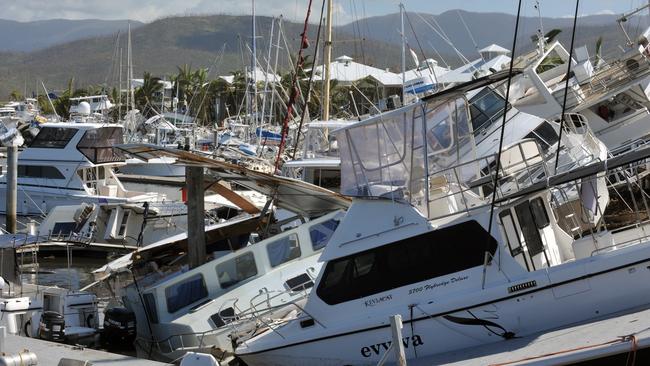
top-left (499, 197), bottom-right (555, 271)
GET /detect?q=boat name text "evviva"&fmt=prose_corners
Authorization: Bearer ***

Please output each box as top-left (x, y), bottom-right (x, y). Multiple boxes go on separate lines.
top-left (364, 294), bottom-right (393, 307)
top-left (408, 275), bottom-right (469, 295)
top-left (361, 335), bottom-right (424, 357)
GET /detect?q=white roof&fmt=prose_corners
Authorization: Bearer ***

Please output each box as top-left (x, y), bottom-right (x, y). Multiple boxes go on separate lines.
top-left (404, 59), bottom-right (450, 82)
top-left (437, 54), bottom-right (511, 84)
top-left (218, 70), bottom-right (280, 85)
top-left (130, 79), bottom-right (173, 90)
top-left (479, 44), bottom-right (510, 54)
top-left (312, 55), bottom-right (403, 86)
top-left (69, 95), bottom-right (110, 101)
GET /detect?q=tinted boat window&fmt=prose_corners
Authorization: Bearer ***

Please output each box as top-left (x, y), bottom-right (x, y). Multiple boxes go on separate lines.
top-left (216, 252), bottom-right (258, 289)
top-left (165, 274), bottom-right (208, 313)
top-left (469, 88), bottom-right (510, 133)
top-left (514, 201), bottom-right (545, 256)
top-left (77, 127), bottom-right (124, 164)
top-left (529, 197), bottom-right (550, 229)
top-left (266, 234), bottom-right (301, 267)
top-left (525, 122), bottom-right (559, 152)
top-left (18, 165), bottom-right (65, 179)
top-left (316, 220), bottom-right (497, 305)
top-left (309, 219), bottom-right (340, 251)
top-left (30, 127), bottom-right (77, 148)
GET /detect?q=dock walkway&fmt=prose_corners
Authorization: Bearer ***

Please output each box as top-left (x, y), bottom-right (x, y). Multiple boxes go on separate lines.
top-left (4, 334), bottom-right (170, 366)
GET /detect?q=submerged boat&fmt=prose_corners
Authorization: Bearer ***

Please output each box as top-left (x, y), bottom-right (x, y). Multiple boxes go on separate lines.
top-left (93, 145), bottom-right (350, 362)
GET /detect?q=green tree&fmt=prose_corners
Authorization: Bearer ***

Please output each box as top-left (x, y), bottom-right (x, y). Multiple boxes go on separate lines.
top-left (9, 90), bottom-right (23, 101)
top-left (134, 72), bottom-right (163, 117)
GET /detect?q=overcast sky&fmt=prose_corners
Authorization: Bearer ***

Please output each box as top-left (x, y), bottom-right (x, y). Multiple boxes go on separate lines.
top-left (0, 0), bottom-right (644, 24)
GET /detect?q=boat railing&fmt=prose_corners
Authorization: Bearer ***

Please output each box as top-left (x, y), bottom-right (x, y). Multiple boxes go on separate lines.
top-left (134, 294), bottom-right (320, 360)
top-left (580, 50), bottom-right (650, 103)
top-left (418, 139), bottom-right (551, 221)
top-left (219, 277), bottom-right (316, 334)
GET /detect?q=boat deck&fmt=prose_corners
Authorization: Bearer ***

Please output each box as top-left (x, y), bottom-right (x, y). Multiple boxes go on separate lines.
top-left (4, 333), bottom-right (169, 366)
top-left (410, 305), bottom-right (650, 365)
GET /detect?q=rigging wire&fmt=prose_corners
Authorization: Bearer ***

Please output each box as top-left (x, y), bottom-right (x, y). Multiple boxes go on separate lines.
top-left (291, 0), bottom-right (327, 160)
top-left (482, 0), bottom-right (523, 289)
top-left (274, 0), bottom-right (316, 170)
top-left (553, 0), bottom-right (581, 174)
top-left (457, 10), bottom-right (483, 60)
top-left (426, 40), bottom-right (451, 69)
top-left (404, 10), bottom-right (437, 82)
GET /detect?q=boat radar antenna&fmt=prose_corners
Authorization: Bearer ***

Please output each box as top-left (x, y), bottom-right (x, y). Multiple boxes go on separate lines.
top-left (482, 0), bottom-right (523, 290)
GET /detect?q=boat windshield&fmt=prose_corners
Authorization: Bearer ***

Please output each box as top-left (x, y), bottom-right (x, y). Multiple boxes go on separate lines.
top-left (337, 96), bottom-right (476, 209)
top-left (77, 127), bottom-right (124, 164)
top-left (30, 127), bottom-right (78, 149)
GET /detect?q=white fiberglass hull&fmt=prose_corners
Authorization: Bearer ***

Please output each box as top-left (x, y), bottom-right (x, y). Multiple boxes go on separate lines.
top-left (238, 242), bottom-right (650, 365)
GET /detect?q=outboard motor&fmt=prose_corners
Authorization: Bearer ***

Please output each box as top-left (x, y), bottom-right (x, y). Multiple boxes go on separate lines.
top-left (38, 311), bottom-right (65, 342)
top-left (101, 307), bottom-right (136, 346)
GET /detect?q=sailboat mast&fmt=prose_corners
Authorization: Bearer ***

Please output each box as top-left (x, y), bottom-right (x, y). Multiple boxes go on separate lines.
top-left (322, 0), bottom-right (333, 121)
top-left (251, 0), bottom-right (258, 129)
top-left (400, 3), bottom-right (406, 105)
top-left (118, 47), bottom-right (123, 119)
top-left (127, 23), bottom-right (134, 113)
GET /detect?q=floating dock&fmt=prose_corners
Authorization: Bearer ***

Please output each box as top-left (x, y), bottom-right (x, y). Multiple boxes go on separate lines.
top-left (4, 333), bottom-right (170, 366)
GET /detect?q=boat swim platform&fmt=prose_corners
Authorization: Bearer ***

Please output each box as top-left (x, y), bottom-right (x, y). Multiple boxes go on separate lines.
top-left (4, 333), bottom-right (170, 366)
top-left (408, 305), bottom-right (650, 365)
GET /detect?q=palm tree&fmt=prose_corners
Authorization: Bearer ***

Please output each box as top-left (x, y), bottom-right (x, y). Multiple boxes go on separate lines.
top-left (9, 90), bottom-right (23, 101)
top-left (135, 72), bottom-right (163, 117)
top-left (53, 78), bottom-right (74, 119)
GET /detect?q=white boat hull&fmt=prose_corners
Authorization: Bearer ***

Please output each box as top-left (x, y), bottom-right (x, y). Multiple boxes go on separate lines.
top-left (238, 243), bottom-right (650, 365)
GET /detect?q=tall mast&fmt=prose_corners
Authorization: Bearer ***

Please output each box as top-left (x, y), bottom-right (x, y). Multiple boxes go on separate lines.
top-left (322, 0), bottom-right (333, 121)
top-left (127, 23), bottom-right (134, 113)
top-left (118, 47), bottom-right (123, 119)
top-left (251, 0), bottom-right (257, 128)
top-left (400, 3), bottom-right (406, 105)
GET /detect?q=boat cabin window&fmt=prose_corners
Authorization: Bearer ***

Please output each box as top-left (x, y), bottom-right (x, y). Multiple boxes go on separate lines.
top-left (210, 307), bottom-right (235, 328)
top-left (310, 219), bottom-right (340, 251)
top-left (76, 127), bottom-right (124, 164)
top-left (285, 273), bottom-right (314, 292)
top-left (17, 165), bottom-right (65, 179)
top-left (529, 197), bottom-right (550, 229)
top-left (143, 293), bottom-right (159, 324)
top-left (306, 168), bottom-right (341, 191)
top-left (514, 201), bottom-right (545, 257)
top-left (165, 274), bottom-right (208, 313)
top-left (267, 234), bottom-right (301, 268)
top-left (469, 88), bottom-right (510, 134)
top-left (316, 220), bottom-right (497, 305)
top-left (216, 252), bottom-right (258, 289)
top-left (117, 210), bottom-right (130, 237)
top-left (52, 222), bottom-right (78, 236)
top-left (30, 127), bottom-right (77, 148)
top-left (524, 122), bottom-right (559, 153)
